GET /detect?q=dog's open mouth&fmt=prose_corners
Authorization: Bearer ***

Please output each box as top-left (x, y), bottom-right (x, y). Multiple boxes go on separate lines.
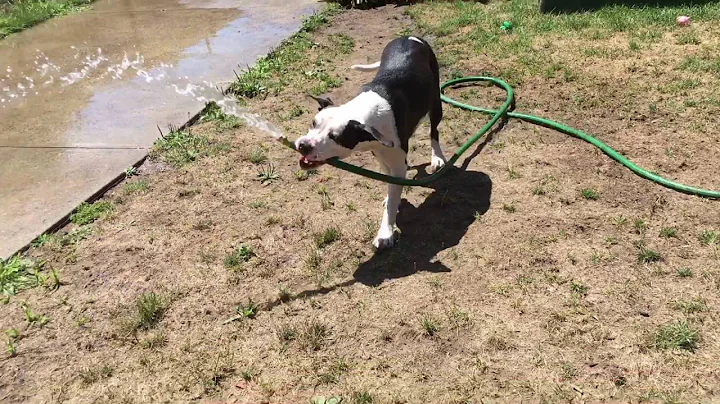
top-left (299, 156), bottom-right (325, 170)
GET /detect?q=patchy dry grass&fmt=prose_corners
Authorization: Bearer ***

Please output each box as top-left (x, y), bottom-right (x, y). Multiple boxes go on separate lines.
top-left (2, 2), bottom-right (720, 403)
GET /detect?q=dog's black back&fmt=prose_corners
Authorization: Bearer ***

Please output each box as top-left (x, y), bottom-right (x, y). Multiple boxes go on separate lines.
top-left (361, 36), bottom-right (441, 153)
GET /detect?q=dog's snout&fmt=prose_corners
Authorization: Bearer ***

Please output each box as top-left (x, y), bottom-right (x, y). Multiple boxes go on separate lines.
top-left (297, 140), bottom-right (313, 156)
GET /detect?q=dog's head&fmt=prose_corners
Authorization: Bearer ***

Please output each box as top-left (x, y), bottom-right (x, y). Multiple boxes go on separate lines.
top-left (294, 95), bottom-right (394, 169)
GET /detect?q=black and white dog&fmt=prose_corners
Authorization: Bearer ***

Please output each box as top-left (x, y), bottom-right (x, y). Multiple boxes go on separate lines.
top-left (295, 36), bottom-right (445, 250)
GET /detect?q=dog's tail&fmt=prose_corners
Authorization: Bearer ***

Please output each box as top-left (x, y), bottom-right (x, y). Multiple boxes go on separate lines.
top-left (351, 61), bottom-right (381, 72)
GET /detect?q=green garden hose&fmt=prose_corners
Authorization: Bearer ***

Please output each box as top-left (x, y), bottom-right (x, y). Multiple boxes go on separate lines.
top-left (278, 76), bottom-right (720, 199)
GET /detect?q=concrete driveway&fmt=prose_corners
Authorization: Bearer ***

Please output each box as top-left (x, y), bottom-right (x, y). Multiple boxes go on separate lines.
top-left (0, 0), bottom-right (319, 259)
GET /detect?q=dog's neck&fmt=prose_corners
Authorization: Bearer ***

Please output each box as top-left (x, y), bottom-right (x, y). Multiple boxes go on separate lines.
top-left (341, 91), bottom-right (399, 149)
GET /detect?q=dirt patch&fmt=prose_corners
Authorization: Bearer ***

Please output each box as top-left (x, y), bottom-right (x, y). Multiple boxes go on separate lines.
top-left (3, 2), bottom-right (720, 404)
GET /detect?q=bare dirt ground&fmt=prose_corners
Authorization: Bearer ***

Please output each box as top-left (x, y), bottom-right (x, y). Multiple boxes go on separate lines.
top-left (2, 2), bottom-right (720, 403)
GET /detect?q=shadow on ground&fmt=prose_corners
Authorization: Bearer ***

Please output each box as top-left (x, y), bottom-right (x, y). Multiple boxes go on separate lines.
top-left (262, 120), bottom-right (503, 311)
top-left (352, 164), bottom-right (491, 286)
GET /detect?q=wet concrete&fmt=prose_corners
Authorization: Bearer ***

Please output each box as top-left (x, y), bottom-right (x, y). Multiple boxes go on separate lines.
top-left (0, 0), bottom-right (319, 259)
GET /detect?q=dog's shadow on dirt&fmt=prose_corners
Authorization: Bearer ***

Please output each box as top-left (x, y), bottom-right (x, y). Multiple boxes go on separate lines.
top-left (351, 120), bottom-right (500, 286)
top-left (261, 123), bottom-right (501, 310)
top-left (353, 163), bottom-right (491, 286)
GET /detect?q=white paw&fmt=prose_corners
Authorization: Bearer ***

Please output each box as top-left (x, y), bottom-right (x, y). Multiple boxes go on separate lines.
top-left (430, 155), bottom-right (446, 173)
top-left (373, 228), bottom-right (396, 250)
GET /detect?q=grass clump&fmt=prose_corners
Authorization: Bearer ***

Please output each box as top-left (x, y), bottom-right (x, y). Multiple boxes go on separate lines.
top-left (676, 267), bottom-right (693, 278)
top-left (1, 256), bottom-right (45, 296)
top-left (300, 320), bottom-right (329, 351)
top-left (637, 243), bottom-right (661, 264)
top-left (256, 163), bottom-right (280, 185)
top-left (351, 391), bottom-right (375, 404)
top-left (123, 180), bottom-right (148, 195)
top-left (0, 0), bottom-right (93, 39)
top-left (78, 364), bottom-right (114, 385)
top-left (581, 188), bottom-right (599, 200)
top-left (330, 33), bottom-right (355, 54)
top-left (23, 304), bottom-right (49, 327)
top-left (699, 230), bottom-right (717, 246)
top-left (224, 245), bottom-right (257, 270)
top-left (314, 227), bottom-right (341, 248)
top-left (199, 101), bottom-right (242, 130)
top-left (420, 314), bottom-right (441, 337)
top-left (654, 321), bottom-right (699, 352)
top-left (246, 147), bottom-right (267, 164)
top-left (673, 297), bottom-right (708, 314)
top-left (151, 128), bottom-right (222, 168)
top-left (70, 201), bottom-right (114, 225)
top-left (227, 5), bottom-right (342, 99)
top-left (135, 292), bottom-right (165, 330)
top-left (659, 227), bottom-right (678, 238)
top-left (224, 299), bottom-right (260, 323)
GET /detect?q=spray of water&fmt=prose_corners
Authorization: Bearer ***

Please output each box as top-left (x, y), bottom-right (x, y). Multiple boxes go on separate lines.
top-left (1, 45), bottom-right (288, 144)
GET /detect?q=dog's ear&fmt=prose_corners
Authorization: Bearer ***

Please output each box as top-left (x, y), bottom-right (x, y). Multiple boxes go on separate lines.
top-left (309, 94), bottom-right (334, 111)
top-left (347, 120), bottom-right (394, 148)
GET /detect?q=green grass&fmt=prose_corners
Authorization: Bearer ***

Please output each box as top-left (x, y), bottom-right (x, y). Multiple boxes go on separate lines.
top-left (659, 227), bottom-right (678, 238)
top-left (1, 255), bottom-right (45, 296)
top-left (246, 146), bottom-right (268, 164)
top-left (699, 230), bottom-right (717, 246)
top-left (316, 357), bottom-right (349, 385)
top-left (637, 244), bottom-right (661, 263)
top-left (224, 245), bottom-right (257, 270)
top-left (420, 314), bottom-right (440, 337)
top-left (676, 267), bottom-right (693, 278)
top-left (570, 280), bottom-right (588, 297)
top-left (673, 297), bottom-right (708, 314)
top-left (123, 180), bottom-right (148, 195)
top-left (70, 201), bottom-right (114, 225)
top-left (408, 0), bottom-right (720, 85)
top-left (295, 168), bottom-right (317, 181)
top-left (581, 188), bottom-right (599, 200)
top-left (351, 391), bottom-right (374, 404)
top-left (317, 185), bottom-right (333, 210)
top-left (199, 101), bottom-right (242, 130)
top-left (151, 128), bottom-right (225, 168)
top-left (301, 320), bottom-right (329, 351)
top-left (256, 163), bottom-right (280, 185)
top-left (135, 292), bottom-right (165, 330)
top-left (634, 219), bottom-right (647, 234)
top-left (32, 227), bottom-right (91, 249)
top-left (654, 321), bottom-right (699, 352)
top-left (78, 364), bottom-right (114, 385)
top-left (225, 299), bottom-right (260, 323)
top-left (23, 303), bottom-right (49, 327)
top-left (227, 5), bottom-right (342, 99)
top-left (305, 248), bottom-right (322, 272)
top-left (330, 33), bottom-right (355, 54)
top-left (314, 227), bottom-right (341, 248)
top-left (277, 323), bottom-right (297, 343)
top-left (235, 299), bottom-right (259, 319)
top-left (0, 0), bottom-right (94, 39)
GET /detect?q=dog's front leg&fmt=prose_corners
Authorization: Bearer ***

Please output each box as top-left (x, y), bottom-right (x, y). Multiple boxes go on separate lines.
top-left (373, 152), bottom-right (406, 250)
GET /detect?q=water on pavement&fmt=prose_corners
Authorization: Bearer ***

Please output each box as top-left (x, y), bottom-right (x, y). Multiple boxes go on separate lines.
top-left (0, 0), bottom-right (318, 259)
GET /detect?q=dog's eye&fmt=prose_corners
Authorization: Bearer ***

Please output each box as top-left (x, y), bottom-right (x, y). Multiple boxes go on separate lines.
top-left (329, 132), bottom-right (338, 141)
top-left (311, 119), bottom-right (318, 128)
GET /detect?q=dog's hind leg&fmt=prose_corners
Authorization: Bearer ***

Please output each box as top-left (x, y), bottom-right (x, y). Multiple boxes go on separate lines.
top-left (429, 96), bottom-right (446, 172)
